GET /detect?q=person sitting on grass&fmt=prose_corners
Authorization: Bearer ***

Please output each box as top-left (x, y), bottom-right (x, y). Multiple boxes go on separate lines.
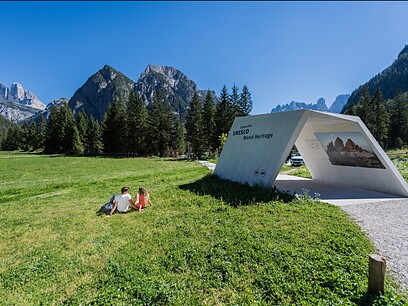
top-left (107, 186), bottom-right (138, 217)
top-left (133, 187), bottom-right (154, 212)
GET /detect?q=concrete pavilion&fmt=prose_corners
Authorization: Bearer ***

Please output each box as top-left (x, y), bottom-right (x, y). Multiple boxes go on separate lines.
top-left (214, 110), bottom-right (408, 198)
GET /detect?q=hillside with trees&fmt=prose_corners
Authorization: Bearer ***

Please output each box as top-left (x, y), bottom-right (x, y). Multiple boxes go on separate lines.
top-left (0, 115), bottom-right (16, 149)
top-left (0, 85), bottom-right (253, 158)
top-left (343, 45), bottom-right (408, 149)
top-left (344, 45), bottom-right (408, 110)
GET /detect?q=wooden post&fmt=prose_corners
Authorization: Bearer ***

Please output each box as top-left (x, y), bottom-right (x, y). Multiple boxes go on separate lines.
top-left (368, 254), bottom-right (386, 294)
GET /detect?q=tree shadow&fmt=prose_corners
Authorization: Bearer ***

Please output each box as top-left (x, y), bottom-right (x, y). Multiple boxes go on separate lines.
top-left (179, 174), bottom-right (294, 207)
top-left (354, 291), bottom-right (385, 306)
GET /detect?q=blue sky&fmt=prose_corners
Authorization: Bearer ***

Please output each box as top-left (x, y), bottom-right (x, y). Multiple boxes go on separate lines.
top-left (1, 1), bottom-right (408, 114)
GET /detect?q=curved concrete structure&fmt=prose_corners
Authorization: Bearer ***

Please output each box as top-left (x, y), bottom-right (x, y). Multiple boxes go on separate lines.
top-left (214, 110), bottom-right (408, 197)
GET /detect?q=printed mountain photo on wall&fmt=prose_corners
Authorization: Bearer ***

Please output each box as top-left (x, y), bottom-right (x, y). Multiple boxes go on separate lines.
top-left (315, 132), bottom-right (386, 169)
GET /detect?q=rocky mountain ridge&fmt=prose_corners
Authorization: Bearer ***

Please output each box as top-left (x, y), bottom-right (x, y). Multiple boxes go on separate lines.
top-left (271, 95), bottom-right (350, 114)
top-left (0, 82), bottom-right (46, 122)
top-left (135, 65), bottom-right (215, 120)
top-left (68, 64), bottom-right (217, 122)
top-left (68, 65), bottom-right (135, 122)
top-left (0, 82), bottom-right (45, 110)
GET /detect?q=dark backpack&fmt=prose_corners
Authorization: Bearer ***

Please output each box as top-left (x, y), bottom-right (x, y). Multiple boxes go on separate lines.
top-left (99, 196), bottom-right (115, 214)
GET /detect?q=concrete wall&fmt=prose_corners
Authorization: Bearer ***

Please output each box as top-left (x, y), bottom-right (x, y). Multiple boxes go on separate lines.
top-left (296, 112), bottom-right (408, 196)
top-left (214, 111), bottom-right (305, 186)
top-left (215, 110), bottom-right (408, 197)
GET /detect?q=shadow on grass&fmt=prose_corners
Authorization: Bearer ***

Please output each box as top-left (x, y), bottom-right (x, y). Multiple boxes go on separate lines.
top-left (179, 174), bottom-right (294, 207)
top-left (355, 291), bottom-right (407, 305)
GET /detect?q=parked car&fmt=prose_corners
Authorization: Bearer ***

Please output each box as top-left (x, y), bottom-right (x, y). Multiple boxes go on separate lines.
top-left (290, 152), bottom-right (304, 166)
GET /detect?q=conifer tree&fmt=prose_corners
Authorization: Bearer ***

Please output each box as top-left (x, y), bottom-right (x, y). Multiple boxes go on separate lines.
top-left (202, 90), bottom-right (216, 154)
top-left (344, 104), bottom-right (358, 116)
top-left (238, 85), bottom-right (253, 115)
top-left (389, 89), bottom-right (408, 147)
top-left (44, 106), bottom-right (60, 153)
top-left (35, 112), bottom-right (46, 151)
top-left (28, 121), bottom-right (38, 150)
top-left (185, 92), bottom-right (204, 158)
top-left (2, 125), bottom-right (23, 151)
top-left (21, 122), bottom-right (31, 151)
top-left (371, 88), bottom-right (390, 148)
top-left (56, 103), bottom-right (77, 153)
top-left (214, 85), bottom-right (234, 149)
top-left (356, 85), bottom-right (372, 125)
top-left (69, 125), bottom-right (84, 155)
top-left (148, 92), bottom-right (173, 157)
top-left (127, 91), bottom-right (149, 156)
top-left (85, 116), bottom-right (103, 155)
top-left (102, 99), bottom-right (128, 155)
top-left (76, 111), bottom-right (88, 146)
top-left (170, 116), bottom-right (185, 157)
top-left (230, 84), bottom-right (241, 118)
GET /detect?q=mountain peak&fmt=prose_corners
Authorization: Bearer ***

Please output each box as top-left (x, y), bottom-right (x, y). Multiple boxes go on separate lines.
top-left (0, 81), bottom-right (46, 122)
top-left (0, 82), bottom-right (45, 110)
top-left (98, 65), bottom-right (121, 81)
top-left (398, 44), bottom-right (408, 58)
top-left (316, 97), bottom-right (326, 106)
top-left (101, 64), bottom-right (116, 72)
top-left (68, 65), bottom-right (135, 121)
top-left (143, 65), bottom-right (184, 79)
top-left (271, 98), bottom-right (328, 113)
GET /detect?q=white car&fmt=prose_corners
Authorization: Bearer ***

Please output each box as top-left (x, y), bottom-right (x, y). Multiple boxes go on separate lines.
top-left (290, 152), bottom-right (304, 166)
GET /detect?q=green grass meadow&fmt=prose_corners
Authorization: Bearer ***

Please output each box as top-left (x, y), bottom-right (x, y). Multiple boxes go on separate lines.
top-left (0, 152), bottom-right (406, 305)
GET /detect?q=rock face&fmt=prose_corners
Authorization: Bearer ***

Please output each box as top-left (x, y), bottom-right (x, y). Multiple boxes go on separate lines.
top-left (328, 94), bottom-right (350, 113)
top-left (41, 98), bottom-right (69, 120)
top-left (271, 97), bottom-right (328, 113)
top-left (68, 65), bottom-right (135, 122)
top-left (0, 82), bottom-right (45, 110)
top-left (0, 82), bottom-right (46, 122)
top-left (135, 65), bottom-right (216, 121)
top-left (69, 64), bottom-right (217, 122)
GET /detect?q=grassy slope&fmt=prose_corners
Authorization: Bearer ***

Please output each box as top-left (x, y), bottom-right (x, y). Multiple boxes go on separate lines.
top-left (0, 152), bottom-right (405, 305)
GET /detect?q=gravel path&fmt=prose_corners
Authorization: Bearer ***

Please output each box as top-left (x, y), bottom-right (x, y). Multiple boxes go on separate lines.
top-left (341, 200), bottom-right (408, 293)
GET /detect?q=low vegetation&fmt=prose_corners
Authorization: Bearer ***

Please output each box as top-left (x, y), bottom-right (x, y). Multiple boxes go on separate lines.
top-left (0, 152), bottom-right (406, 305)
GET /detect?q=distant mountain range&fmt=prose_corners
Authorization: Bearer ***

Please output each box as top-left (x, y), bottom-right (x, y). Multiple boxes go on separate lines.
top-left (3, 43), bottom-right (408, 124)
top-left (1, 65), bottom-right (217, 123)
top-left (271, 95), bottom-right (350, 114)
top-left (0, 82), bottom-right (46, 122)
top-left (343, 45), bottom-right (408, 111)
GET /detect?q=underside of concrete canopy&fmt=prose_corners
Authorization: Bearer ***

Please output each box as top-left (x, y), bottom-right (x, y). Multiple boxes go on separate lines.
top-left (214, 110), bottom-right (408, 197)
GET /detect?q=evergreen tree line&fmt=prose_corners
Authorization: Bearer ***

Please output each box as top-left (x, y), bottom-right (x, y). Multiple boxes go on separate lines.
top-left (344, 85), bottom-right (408, 149)
top-left (0, 84), bottom-right (253, 158)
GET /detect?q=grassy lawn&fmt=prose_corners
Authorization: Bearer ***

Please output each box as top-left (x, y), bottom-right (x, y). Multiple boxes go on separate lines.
top-left (0, 152), bottom-right (406, 305)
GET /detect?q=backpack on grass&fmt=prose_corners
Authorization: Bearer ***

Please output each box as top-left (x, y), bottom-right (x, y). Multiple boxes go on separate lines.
top-left (99, 196), bottom-right (115, 214)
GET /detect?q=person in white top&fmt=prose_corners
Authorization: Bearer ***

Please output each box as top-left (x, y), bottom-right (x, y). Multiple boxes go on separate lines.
top-left (107, 186), bottom-right (138, 217)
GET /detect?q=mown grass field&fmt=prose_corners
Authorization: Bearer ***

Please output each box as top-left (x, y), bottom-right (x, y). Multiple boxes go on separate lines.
top-left (0, 152), bottom-right (406, 305)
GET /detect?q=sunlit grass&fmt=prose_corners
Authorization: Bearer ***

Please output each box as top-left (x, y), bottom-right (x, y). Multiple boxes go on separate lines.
top-left (0, 151), bottom-right (405, 305)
